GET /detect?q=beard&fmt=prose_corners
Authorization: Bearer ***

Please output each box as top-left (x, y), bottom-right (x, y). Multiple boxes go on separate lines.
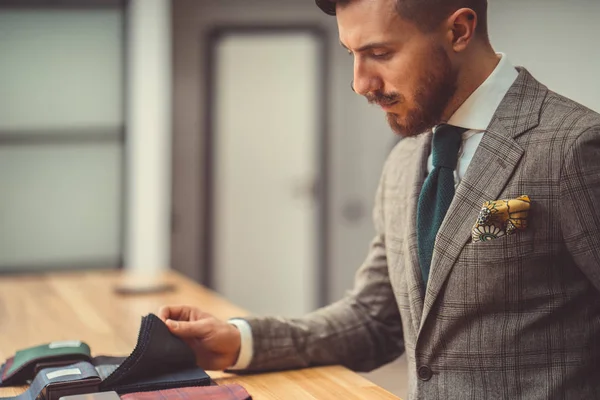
top-left (367, 45), bottom-right (458, 137)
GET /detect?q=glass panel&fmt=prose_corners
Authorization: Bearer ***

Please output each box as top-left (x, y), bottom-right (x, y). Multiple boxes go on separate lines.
top-left (0, 141), bottom-right (122, 269)
top-left (0, 9), bottom-right (123, 132)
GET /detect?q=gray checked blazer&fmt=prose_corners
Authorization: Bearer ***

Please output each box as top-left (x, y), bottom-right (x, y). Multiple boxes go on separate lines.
top-left (240, 68), bottom-right (600, 399)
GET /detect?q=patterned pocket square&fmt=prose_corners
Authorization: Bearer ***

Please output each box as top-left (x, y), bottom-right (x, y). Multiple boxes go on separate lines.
top-left (472, 195), bottom-right (530, 242)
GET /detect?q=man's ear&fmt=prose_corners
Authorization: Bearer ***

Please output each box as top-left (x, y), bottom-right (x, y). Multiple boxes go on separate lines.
top-left (446, 7), bottom-right (478, 52)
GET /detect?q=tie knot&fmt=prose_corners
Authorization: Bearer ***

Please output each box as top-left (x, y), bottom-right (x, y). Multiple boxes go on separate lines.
top-left (431, 124), bottom-right (466, 169)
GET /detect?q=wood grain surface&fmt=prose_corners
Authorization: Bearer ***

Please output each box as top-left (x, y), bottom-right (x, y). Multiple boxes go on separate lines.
top-left (0, 270), bottom-right (400, 399)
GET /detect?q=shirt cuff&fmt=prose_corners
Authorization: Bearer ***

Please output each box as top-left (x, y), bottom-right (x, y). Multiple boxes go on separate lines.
top-left (227, 318), bottom-right (254, 370)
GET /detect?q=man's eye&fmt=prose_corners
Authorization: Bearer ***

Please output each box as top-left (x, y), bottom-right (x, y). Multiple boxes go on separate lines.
top-left (371, 52), bottom-right (390, 59)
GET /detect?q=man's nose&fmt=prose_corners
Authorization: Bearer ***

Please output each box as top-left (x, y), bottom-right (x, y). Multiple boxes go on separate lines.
top-left (352, 61), bottom-right (381, 95)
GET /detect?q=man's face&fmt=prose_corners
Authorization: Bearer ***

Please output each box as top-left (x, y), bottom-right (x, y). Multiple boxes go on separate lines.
top-left (337, 0), bottom-right (458, 137)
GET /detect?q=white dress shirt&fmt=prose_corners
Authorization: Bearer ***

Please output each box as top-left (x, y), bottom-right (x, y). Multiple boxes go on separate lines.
top-left (228, 52), bottom-right (519, 371)
top-left (428, 53), bottom-right (519, 185)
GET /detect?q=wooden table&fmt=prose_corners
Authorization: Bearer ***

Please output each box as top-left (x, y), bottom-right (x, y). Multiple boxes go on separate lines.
top-left (0, 270), bottom-right (400, 399)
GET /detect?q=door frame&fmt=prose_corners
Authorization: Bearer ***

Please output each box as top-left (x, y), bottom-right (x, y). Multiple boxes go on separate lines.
top-left (202, 25), bottom-right (330, 307)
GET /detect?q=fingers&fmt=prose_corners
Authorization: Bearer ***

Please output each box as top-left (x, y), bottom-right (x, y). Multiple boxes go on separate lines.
top-left (157, 305), bottom-right (172, 321)
top-left (165, 319), bottom-right (215, 339)
top-left (157, 305), bottom-right (193, 322)
top-left (158, 305), bottom-right (213, 323)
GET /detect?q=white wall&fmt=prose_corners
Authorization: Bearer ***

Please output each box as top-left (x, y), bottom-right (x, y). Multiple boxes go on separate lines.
top-left (488, 0), bottom-right (600, 113)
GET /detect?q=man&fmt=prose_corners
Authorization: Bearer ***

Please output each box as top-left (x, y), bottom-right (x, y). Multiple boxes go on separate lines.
top-left (159, 0), bottom-right (600, 398)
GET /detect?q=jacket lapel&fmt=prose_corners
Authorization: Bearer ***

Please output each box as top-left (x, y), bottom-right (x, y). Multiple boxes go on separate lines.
top-left (418, 68), bottom-right (548, 332)
top-left (401, 132), bottom-right (431, 334)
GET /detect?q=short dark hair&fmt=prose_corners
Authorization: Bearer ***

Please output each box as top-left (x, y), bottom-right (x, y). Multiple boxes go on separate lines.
top-left (318, 0), bottom-right (488, 37)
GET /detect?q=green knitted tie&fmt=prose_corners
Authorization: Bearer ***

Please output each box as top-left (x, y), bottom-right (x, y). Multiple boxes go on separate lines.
top-left (417, 124), bottom-right (466, 288)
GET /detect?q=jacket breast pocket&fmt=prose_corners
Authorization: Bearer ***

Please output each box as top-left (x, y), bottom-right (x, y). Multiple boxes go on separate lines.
top-left (461, 232), bottom-right (535, 262)
top-left (445, 233), bottom-right (537, 312)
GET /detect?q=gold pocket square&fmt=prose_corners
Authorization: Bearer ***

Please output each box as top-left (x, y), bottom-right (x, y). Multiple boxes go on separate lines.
top-left (472, 195), bottom-right (530, 243)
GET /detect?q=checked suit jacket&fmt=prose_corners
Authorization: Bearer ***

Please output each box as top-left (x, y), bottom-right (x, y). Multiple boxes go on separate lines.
top-left (239, 68), bottom-right (600, 399)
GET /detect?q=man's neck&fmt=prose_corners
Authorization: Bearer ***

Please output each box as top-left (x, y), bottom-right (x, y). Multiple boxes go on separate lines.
top-left (442, 45), bottom-right (500, 122)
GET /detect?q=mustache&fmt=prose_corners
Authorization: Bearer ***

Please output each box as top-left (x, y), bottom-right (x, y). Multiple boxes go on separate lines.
top-left (365, 91), bottom-right (402, 106)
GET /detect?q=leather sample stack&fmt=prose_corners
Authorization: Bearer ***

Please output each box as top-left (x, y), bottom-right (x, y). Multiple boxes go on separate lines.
top-left (0, 314), bottom-right (251, 400)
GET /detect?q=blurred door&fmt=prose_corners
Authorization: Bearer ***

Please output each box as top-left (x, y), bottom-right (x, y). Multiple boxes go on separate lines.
top-left (208, 30), bottom-right (323, 316)
top-left (0, 5), bottom-right (124, 271)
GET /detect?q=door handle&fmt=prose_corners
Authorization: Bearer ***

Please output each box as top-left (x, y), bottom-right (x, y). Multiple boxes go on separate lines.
top-left (290, 177), bottom-right (320, 200)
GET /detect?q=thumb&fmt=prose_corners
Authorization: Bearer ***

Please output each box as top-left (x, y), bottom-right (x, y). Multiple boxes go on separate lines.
top-left (166, 319), bottom-right (212, 339)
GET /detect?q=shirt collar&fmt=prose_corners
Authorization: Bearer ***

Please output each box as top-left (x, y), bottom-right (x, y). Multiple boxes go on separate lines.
top-left (446, 52), bottom-right (519, 131)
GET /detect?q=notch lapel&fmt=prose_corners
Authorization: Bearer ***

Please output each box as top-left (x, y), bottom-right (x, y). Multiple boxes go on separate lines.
top-left (418, 68), bottom-right (548, 332)
top-left (402, 132), bottom-right (431, 334)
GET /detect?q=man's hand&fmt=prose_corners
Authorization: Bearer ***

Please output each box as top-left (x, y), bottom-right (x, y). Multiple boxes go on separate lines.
top-left (157, 305), bottom-right (242, 371)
